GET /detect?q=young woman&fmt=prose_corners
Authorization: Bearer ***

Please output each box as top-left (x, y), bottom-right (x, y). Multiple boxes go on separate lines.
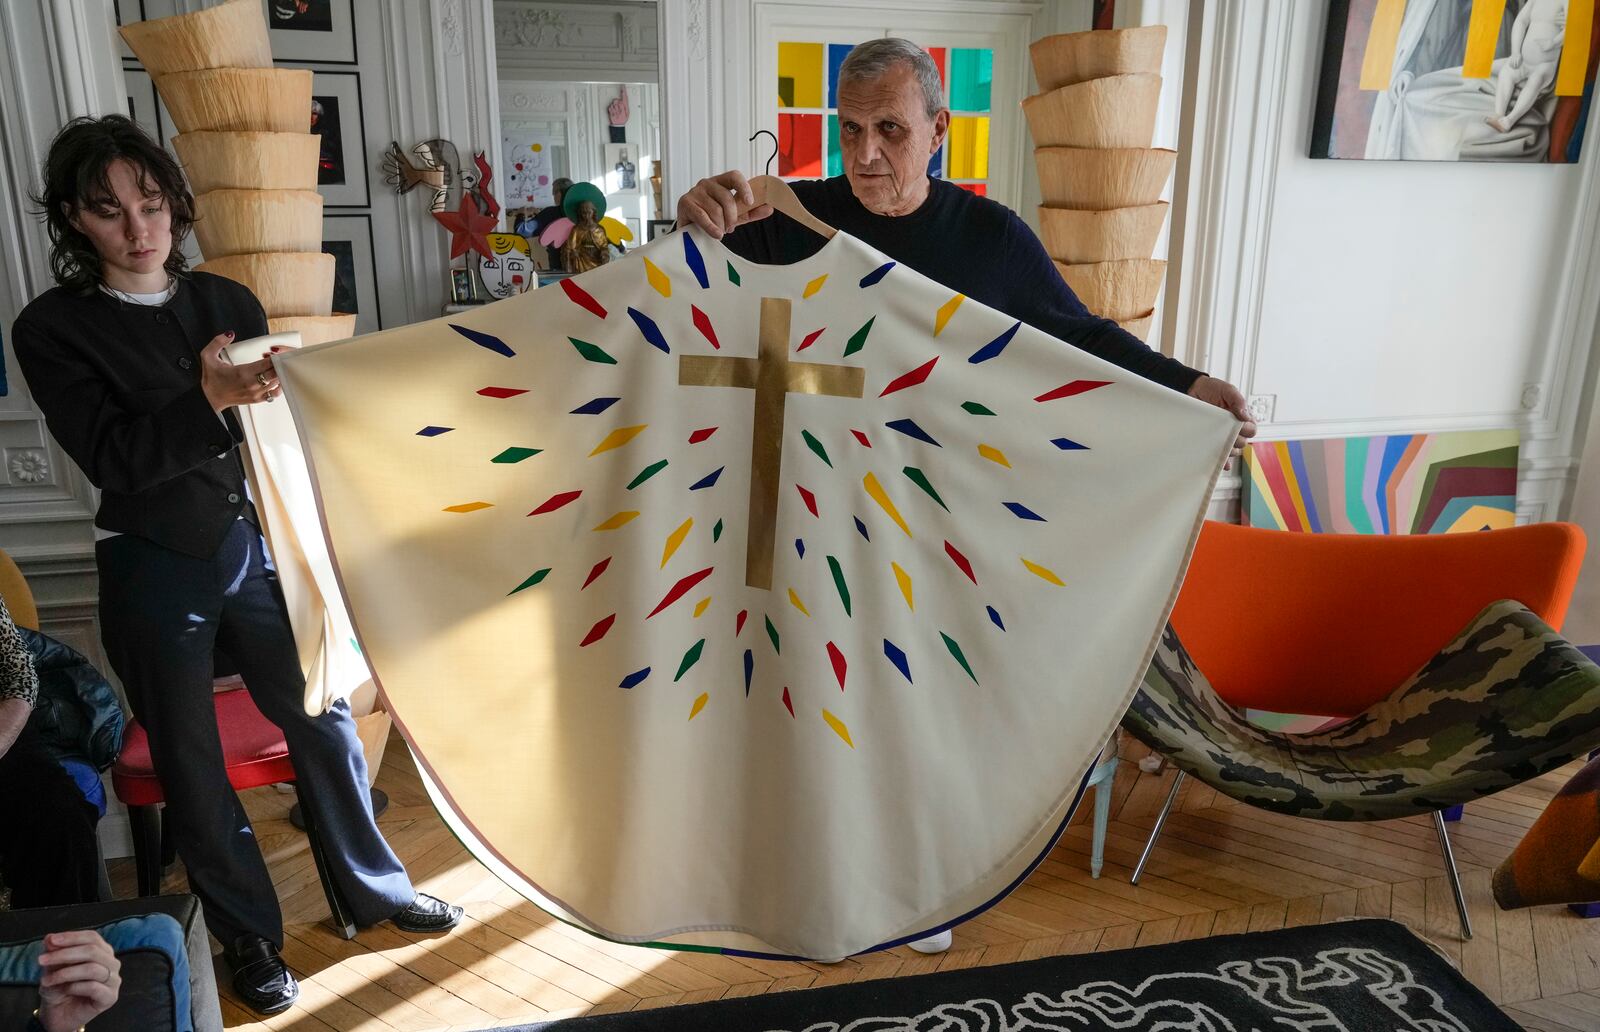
top-left (10, 115), bottom-right (460, 1017)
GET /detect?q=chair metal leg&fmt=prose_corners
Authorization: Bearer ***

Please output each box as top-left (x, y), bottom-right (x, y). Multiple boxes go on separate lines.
top-left (1090, 757), bottom-right (1117, 879)
top-left (1131, 769), bottom-right (1185, 885)
top-left (129, 804), bottom-right (163, 896)
top-left (1432, 810), bottom-right (1473, 940)
top-left (295, 785), bottom-right (359, 940)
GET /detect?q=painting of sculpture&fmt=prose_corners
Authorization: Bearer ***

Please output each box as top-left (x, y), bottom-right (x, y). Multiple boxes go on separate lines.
top-left (1312, 0), bottom-right (1599, 162)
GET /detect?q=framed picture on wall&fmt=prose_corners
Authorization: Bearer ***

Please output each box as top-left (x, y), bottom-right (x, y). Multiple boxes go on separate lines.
top-left (122, 68), bottom-right (169, 151)
top-left (114, 0), bottom-right (146, 62)
top-left (1311, 0), bottom-right (1599, 163)
top-left (262, 0), bottom-right (357, 64)
top-left (603, 143), bottom-right (641, 195)
top-left (311, 71), bottom-right (370, 207)
top-left (321, 214), bottom-right (381, 334)
top-left (647, 219), bottom-right (674, 241)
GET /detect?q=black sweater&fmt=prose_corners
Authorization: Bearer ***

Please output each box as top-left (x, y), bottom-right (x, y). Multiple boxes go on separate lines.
top-left (724, 176), bottom-right (1201, 394)
top-left (12, 272), bottom-right (265, 557)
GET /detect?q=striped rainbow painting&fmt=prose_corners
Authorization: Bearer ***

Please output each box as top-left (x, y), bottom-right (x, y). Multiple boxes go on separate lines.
top-left (1243, 429), bottom-right (1519, 535)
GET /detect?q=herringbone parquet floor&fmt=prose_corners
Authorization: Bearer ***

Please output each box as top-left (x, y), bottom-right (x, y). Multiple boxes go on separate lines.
top-left (107, 732), bottom-right (1600, 1031)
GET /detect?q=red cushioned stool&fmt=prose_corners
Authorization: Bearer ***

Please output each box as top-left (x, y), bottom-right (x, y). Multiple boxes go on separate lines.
top-left (111, 681), bottom-right (358, 938)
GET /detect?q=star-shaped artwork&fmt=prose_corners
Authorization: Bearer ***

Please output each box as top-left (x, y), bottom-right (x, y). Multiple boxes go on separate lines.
top-left (432, 191), bottom-right (498, 260)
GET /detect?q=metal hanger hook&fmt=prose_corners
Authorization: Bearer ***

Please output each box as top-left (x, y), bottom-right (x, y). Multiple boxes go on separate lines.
top-left (749, 130), bottom-right (778, 177)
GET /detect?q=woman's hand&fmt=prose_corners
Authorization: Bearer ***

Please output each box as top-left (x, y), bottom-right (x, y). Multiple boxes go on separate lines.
top-left (200, 331), bottom-right (279, 411)
top-left (36, 930), bottom-right (121, 1032)
top-left (676, 171), bottom-right (774, 240)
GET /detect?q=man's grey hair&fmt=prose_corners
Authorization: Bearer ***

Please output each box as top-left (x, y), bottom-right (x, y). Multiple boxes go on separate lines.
top-left (837, 38), bottom-right (946, 121)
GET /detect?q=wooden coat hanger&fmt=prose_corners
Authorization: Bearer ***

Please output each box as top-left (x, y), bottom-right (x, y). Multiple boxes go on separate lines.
top-left (748, 175), bottom-right (836, 241)
top-left (746, 130), bottom-right (836, 241)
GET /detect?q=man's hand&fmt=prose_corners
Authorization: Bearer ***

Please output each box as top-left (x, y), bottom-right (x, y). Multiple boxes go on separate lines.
top-left (676, 171), bottom-right (774, 240)
top-left (37, 931), bottom-right (121, 1032)
top-left (1187, 375), bottom-right (1257, 469)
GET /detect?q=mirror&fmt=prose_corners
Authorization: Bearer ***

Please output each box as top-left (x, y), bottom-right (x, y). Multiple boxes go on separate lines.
top-left (493, 0), bottom-right (664, 289)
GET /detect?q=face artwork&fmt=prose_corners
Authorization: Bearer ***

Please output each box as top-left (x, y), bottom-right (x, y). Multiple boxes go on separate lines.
top-left (479, 233), bottom-right (534, 299)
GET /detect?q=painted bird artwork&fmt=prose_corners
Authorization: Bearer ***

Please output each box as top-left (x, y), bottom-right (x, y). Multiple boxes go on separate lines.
top-left (382, 138), bottom-right (462, 213)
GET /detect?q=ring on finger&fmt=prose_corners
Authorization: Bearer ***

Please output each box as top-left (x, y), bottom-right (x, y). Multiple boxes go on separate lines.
top-left (255, 371), bottom-right (270, 388)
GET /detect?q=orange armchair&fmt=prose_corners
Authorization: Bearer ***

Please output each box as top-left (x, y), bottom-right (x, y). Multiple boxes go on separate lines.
top-left (1171, 520), bottom-right (1584, 717)
top-left (1122, 520), bottom-right (1599, 939)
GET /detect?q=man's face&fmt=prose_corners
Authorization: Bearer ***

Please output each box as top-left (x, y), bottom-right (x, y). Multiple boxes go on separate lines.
top-left (836, 62), bottom-right (949, 216)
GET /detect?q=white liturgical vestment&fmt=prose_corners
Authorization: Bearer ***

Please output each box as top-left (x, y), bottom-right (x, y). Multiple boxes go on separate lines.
top-left (276, 226), bottom-right (1235, 960)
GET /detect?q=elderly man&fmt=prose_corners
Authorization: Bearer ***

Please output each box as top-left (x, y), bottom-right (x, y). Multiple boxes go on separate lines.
top-left (678, 37), bottom-right (1253, 450)
top-left (677, 37), bottom-right (1254, 955)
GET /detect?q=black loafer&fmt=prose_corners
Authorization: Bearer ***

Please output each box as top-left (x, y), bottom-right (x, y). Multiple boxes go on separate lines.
top-left (224, 934), bottom-right (298, 1016)
top-left (391, 892), bottom-right (464, 933)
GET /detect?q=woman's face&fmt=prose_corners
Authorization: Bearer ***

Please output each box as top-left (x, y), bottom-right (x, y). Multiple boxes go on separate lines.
top-left (69, 158), bottom-right (172, 290)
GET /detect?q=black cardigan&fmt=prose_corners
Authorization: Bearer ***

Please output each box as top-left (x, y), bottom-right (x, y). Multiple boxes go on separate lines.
top-left (11, 272), bottom-right (267, 557)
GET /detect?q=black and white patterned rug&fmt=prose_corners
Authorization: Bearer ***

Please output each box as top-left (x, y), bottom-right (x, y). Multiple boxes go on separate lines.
top-left (506, 920), bottom-right (1517, 1031)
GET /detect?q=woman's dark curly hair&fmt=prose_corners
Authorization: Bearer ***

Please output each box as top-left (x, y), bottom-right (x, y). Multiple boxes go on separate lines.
top-left (32, 115), bottom-right (195, 293)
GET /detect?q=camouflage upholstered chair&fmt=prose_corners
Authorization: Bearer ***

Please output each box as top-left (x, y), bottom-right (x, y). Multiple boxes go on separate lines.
top-left (1121, 521), bottom-right (1599, 939)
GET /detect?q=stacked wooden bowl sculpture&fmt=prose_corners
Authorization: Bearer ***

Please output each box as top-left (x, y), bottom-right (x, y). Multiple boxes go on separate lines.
top-left (1026, 26), bottom-right (1171, 342)
top-left (121, 0), bottom-right (355, 346)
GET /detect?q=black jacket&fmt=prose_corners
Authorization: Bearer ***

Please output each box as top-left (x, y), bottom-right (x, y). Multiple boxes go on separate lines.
top-left (19, 627), bottom-right (123, 771)
top-left (11, 273), bottom-right (266, 557)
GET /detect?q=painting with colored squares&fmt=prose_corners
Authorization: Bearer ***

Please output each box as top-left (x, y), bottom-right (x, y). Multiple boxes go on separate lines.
top-left (1312, 0), bottom-right (1598, 162)
top-left (777, 40), bottom-right (993, 194)
top-left (274, 226), bottom-right (1236, 961)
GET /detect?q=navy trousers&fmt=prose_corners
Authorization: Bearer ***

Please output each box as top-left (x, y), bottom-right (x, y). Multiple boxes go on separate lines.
top-left (97, 521), bottom-right (413, 948)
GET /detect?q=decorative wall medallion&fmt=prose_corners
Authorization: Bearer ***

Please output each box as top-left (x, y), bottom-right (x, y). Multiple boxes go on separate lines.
top-left (440, 0), bottom-right (465, 56)
top-left (498, 9), bottom-right (574, 49)
top-left (687, 0), bottom-right (707, 60)
top-left (8, 449), bottom-right (50, 485)
top-left (506, 90), bottom-right (566, 113)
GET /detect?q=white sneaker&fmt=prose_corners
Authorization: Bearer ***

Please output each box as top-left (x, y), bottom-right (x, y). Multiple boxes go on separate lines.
top-left (908, 929), bottom-right (952, 954)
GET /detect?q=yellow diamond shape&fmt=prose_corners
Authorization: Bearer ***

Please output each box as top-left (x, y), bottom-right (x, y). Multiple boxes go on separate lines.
top-left (644, 257), bottom-right (672, 298)
top-left (935, 294), bottom-right (965, 336)
top-left (978, 443), bottom-right (1011, 468)
top-left (589, 424), bottom-right (648, 456)
top-left (594, 511), bottom-right (641, 531)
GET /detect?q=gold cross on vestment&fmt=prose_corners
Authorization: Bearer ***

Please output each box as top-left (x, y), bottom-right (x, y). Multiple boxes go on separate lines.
top-left (679, 297), bottom-right (864, 590)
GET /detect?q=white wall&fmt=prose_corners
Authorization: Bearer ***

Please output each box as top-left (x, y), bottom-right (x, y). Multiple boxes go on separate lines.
top-left (1253, 4), bottom-right (1586, 438)
top-left (1164, 1), bottom-right (1600, 523)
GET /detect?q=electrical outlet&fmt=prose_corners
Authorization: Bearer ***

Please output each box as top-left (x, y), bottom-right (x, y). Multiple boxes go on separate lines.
top-left (1246, 393), bottom-right (1276, 424)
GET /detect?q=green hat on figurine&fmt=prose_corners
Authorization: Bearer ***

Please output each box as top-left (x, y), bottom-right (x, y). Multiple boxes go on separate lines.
top-left (562, 182), bottom-right (607, 221)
